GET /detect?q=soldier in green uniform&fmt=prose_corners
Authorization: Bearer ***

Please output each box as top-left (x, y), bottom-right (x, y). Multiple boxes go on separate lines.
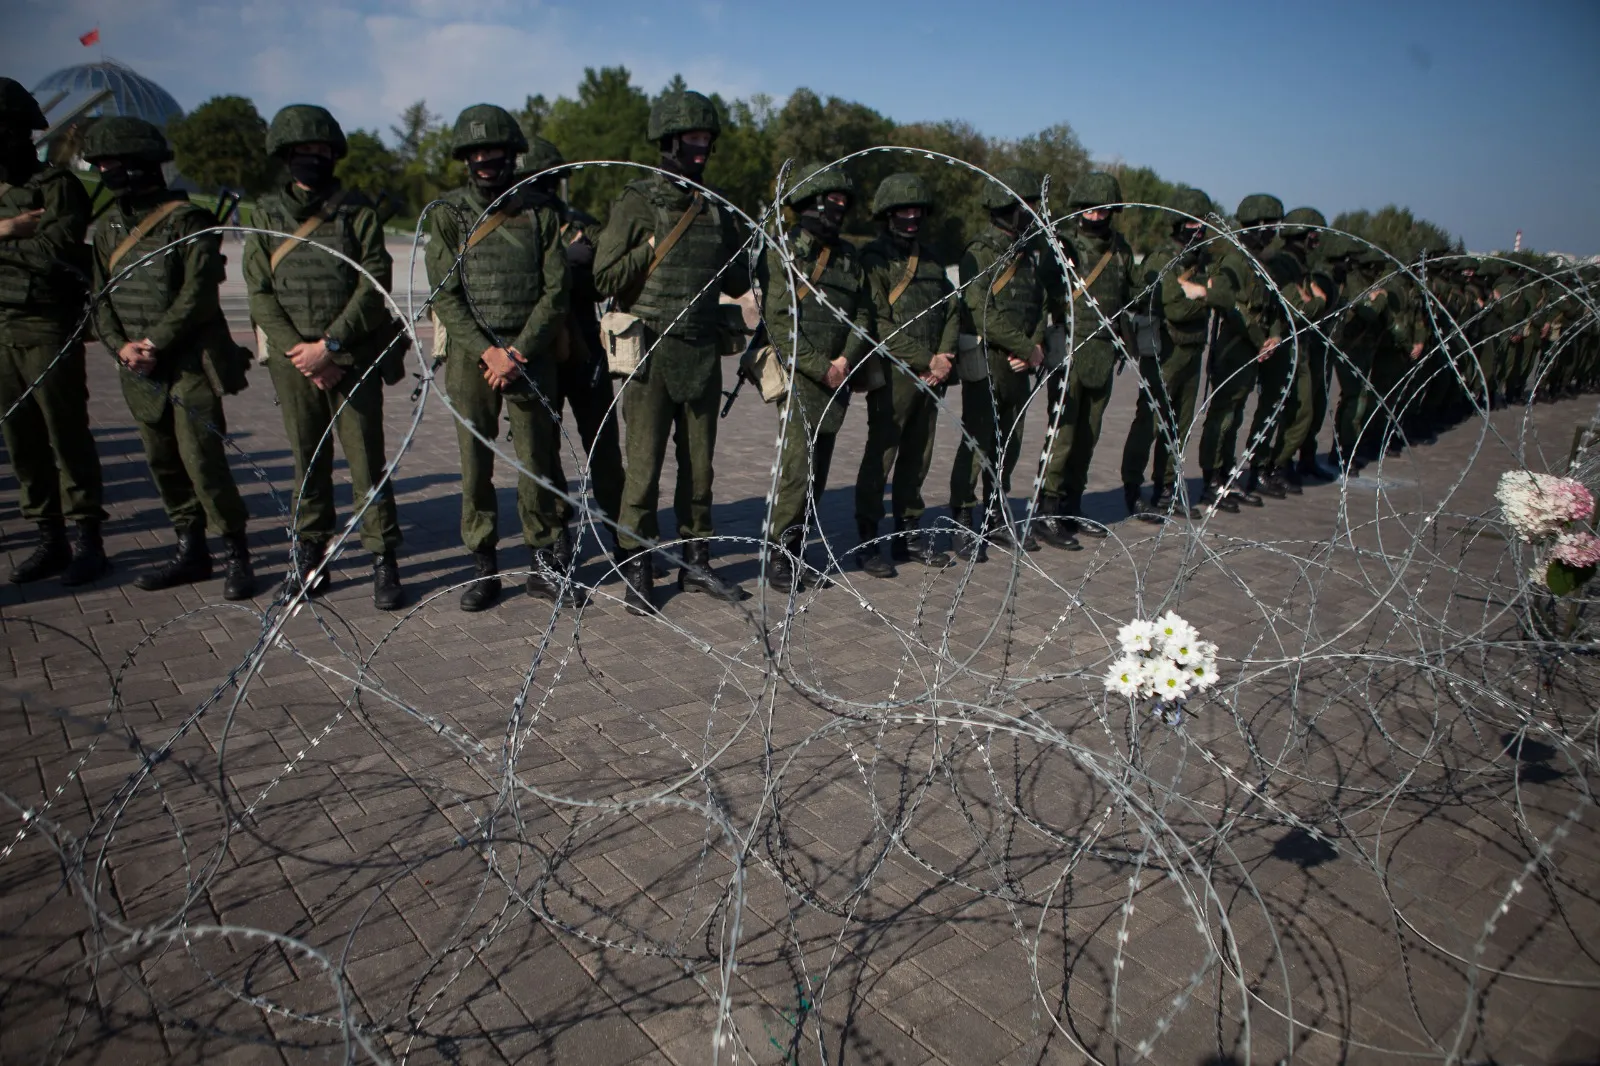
top-left (0, 77), bottom-right (106, 585)
top-left (759, 162), bottom-right (875, 593)
top-left (1349, 245), bottom-right (1413, 464)
top-left (426, 105), bottom-right (570, 611)
top-left (1035, 171), bottom-right (1135, 544)
top-left (1266, 206), bottom-right (1336, 493)
top-left (951, 166), bottom-right (1050, 556)
top-left (593, 89), bottom-right (750, 614)
top-left (1196, 194), bottom-right (1288, 511)
top-left (852, 172), bottom-right (958, 576)
top-left (518, 136), bottom-right (627, 572)
top-left (246, 104), bottom-right (405, 608)
top-left (1119, 186), bottom-right (1215, 520)
top-left (83, 117), bottom-right (255, 600)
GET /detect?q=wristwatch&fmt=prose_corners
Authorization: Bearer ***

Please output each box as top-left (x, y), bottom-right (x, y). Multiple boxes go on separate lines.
top-left (323, 337), bottom-right (342, 354)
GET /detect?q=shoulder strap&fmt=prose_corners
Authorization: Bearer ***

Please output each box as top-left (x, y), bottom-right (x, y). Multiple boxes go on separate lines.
top-left (887, 243), bottom-right (920, 307)
top-left (107, 199), bottom-right (186, 273)
top-left (794, 245), bottom-right (833, 303)
top-left (463, 207), bottom-right (516, 251)
top-left (643, 192), bottom-right (704, 283)
top-left (268, 190), bottom-right (348, 273)
top-left (0, 182), bottom-right (12, 201)
top-left (990, 254), bottom-right (1022, 296)
top-left (1071, 248), bottom-right (1115, 299)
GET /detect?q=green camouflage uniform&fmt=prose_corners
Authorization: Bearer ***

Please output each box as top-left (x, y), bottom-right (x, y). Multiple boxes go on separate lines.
top-left (1198, 244), bottom-right (1283, 488)
top-left (245, 181), bottom-right (402, 554)
top-left (1273, 241), bottom-right (1337, 471)
top-left (92, 190), bottom-right (248, 537)
top-left (426, 183), bottom-right (570, 552)
top-left (0, 161), bottom-right (102, 525)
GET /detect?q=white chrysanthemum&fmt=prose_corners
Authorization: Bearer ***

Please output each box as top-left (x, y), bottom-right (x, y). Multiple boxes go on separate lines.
top-left (1150, 660), bottom-right (1189, 699)
top-left (1153, 611), bottom-right (1198, 652)
top-left (1188, 657), bottom-right (1219, 692)
top-left (1169, 637), bottom-right (1204, 666)
top-left (1117, 620), bottom-right (1157, 654)
top-left (1104, 656), bottom-right (1146, 698)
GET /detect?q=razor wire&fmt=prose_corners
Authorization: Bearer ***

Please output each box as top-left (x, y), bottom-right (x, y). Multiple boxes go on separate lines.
top-left (1, 148), bottom-right (1598, 1065)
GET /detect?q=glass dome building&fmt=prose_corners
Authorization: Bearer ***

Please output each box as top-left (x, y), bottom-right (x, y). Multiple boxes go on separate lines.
top-left (31, 60), bottom-right (183, 131)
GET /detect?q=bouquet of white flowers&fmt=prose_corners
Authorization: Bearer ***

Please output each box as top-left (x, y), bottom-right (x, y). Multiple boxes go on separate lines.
top-left (1103, 612), bottom-right (1219, 725)
top-left (1495, 470), bottom-right (1600, 596)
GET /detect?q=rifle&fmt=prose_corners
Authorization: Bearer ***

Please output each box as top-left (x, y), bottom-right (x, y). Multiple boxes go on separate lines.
top-left (213, 187), bottom-right (242, 226)
top-left (720, 321), bottom-right (768, 418)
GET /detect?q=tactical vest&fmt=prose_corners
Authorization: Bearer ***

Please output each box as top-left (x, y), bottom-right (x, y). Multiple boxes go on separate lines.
top-left (254, 186), bottom-right (368, 338)
top-left (1067, 229), bottom-right (1131, 338)
top-left (0, 167), bottom-right (89, 315)
top-left (865, 237), bottom-right (952, 357)
top-left (448, 189), bottom-right (549, 339)
top-left (970, 228), bottom-right (1044, 351)
top-left (98, 197), bottom-right (215, 341)
top-left (781, 232), bottom-right (864, 363)
top-left (1149, 244), bottom-right (1211, 347)
top-left (625, 177), bottom-right (730, 339)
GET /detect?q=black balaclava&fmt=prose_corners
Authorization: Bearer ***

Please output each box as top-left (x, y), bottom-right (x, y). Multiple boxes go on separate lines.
top-left (99, 158), bottom-right (165, 200)
top-left (1078, 209), bottom-right (1114, 238)
top-left (1174, 220), bottom-right (1204, 247)
top-left (1240, 225), bottom-right (1276, 253)
top-left (468, 151), bottom-right (516, 196)
top-left (991, 202), bottom-right (1035, 237)
top-left (287, 150), bottom-right (336, 190)
top-left (887, 208), bottom-right (922, 243)
top-left (661, 134), bottom-right (711, 181)
top-left (799, 195), bottom-right (847, 239)
top-left (0, 128), bottom-right (38, 184)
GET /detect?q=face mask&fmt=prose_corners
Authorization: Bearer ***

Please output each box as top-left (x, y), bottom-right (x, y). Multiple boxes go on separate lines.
top-left (0, 135), bottom-right (36, 183)
top-left (992, 205), bottom-right (1029, 235)
top-left (1079, 214), bottom-right (1112, 237)
top-left (888, 213), bottom-right (920, 240)
top-left (1175, 222), bottom-right (1203, 246)
top-left (287, 153), bottom-right (335, 189)
top-left (664, 136), bottom-right (711, 180)
top-left (1241, 229), bottom-right (1274, 252)
top-left (469, 155), bottom-right (515, 193)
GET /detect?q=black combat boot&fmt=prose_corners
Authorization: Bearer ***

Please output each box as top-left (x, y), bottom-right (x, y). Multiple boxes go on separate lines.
top-left (853, 521), bottom-right (897, 579)
top-left (1124, 484), bottom-right (1156, 522)
top-left (765, 531), bottom-right (803, 594)
top-left (372, 550), bottom-right (405, 610)
top-left (289, 539), bottom-right (330, 597)
top-left (221, 532), bottom-right (256, 601)
top-left (552, 525), bottom-right (575, 570)
top-left (893, 516), bottom-right (952, 568)
top-left (1199, 471), bottom-right (1239, 514)
top-left (619, 550), bottom-right (654, 615)
top-left (1062, 495), bottom-right (1108, 539)
top-left (1033, 497), bottom-right (1082, 551)
top-left (678, 539), bottom-right (747, 600)
top-left (985, 502), bottom-right (1039, 552)
top-left (61, 519), bottom-right (110, 587)
top-left (1297, 454), bottom-right (1336, 482)
top-left (1277, 463), bottom-right (1304, 495)
top-left (952, 507), bottom-right (987, 562)
top-left (134, 524), bottom-right (211, 591)
top-left (459, 547), bottom-right (500, 613)
top-left (526, 547), bottom-right (565, 604)
top-left (1251, 466), bottom-right (1287, 500)
top-left (9, 519), bottom-right (70, 584)
top-left (1150, 482), bottom-right (1195, 520)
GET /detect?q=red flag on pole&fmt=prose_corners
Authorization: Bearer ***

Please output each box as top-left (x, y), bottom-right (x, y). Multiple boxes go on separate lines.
top-left (79, 27), bottom-right (100, 47)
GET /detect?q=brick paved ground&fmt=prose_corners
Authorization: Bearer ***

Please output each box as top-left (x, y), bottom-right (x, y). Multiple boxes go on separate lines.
top-left (2, 243), bottom-right (1597, 1064)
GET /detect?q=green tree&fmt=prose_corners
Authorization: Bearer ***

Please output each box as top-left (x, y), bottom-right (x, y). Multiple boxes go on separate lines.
top-left (390, 100), bottom-right (439, 162)
top-left (1105, 163), bottom-right (1178, 257)
top-left (707, 92), bottom-right (777, 222)
top-left (336, 129), bottom-right (399, 202)
top-left (542, 66), bottom-right (654, 221)
top-left (1333, 205), bottom-right (1459, 263)
top-left (514, 94), bottom-right (550, 140)
top-left (166, 95), bottom-right (275, 194)
top-left (991, 123), bottom-right (1090, 217)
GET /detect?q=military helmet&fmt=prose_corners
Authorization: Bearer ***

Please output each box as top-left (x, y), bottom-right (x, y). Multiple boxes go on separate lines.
top-left (1168, 186), bottom-right (1211, 220)
top-left (81, 116), bottom-right (173, 163)
top-left (1283, 206), bottom-right (1326, 238)
top-left (521, 135), bottom-right (564, 175)
top-left (1319, 233), bottom-right (1357, 260)
top-left (1357, 245), bottom-right (1390, 267)
top-left (450, 104), bottom-right (527, 159)
top-left (648, 90), bottom-right (720, 142)
top-left (266, 104), bottom-right (347, 159)
top-left (1068, 170), bottom-right (1123, 211)
top-left (871, 172), bottom-right (933, 217)
top-left (0, 77), bottom-right (48, 131)
top-left (1235, 193), bottom-right (1285, 226)
top-left (980, 166), bottom-right (1043, 211)
top-left (784, 161), bottom-right (854, 207)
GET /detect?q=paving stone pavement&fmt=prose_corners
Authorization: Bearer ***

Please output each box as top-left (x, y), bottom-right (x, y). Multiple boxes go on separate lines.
top-left (1, 244), bottom-right (1597, 1064)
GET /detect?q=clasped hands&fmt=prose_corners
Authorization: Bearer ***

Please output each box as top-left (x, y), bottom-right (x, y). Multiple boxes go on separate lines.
top-left (288, 339), bottom-right (345, 390)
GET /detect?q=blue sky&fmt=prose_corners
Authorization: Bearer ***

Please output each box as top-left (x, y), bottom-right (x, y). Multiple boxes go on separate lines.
top-left (6, 0), bottom-right (1597, 253)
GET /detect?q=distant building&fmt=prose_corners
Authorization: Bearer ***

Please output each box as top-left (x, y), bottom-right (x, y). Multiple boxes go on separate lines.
top-left (30, 59), bottom-right (183, 166)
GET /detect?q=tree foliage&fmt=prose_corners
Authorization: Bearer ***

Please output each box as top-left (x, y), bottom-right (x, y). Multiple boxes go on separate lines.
top-left (1333, 205), bottom-right (1461, 263)
top-left (167, 95), bottom-right (275, 195)
top-left (541, 67), bottom-right (654, 220)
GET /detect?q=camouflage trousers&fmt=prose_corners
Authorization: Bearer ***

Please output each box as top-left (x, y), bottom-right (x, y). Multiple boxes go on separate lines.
top-left (120, 362), bottom-right (248, 535)
top-left (1121, 346), bottom-right (1202, 492)
top-left (0, 337), bottom-right (104, 523)
top-left (854, 369), bottom-right (942, 529)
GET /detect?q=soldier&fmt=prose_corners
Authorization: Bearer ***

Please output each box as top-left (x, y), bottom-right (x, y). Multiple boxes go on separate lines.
top-left (852, 172), bottom-right (959, 576)
top-left (1036, 170), bottom-right (1135, 544)
top-left (426, 105), bottom-right (570, 612)
top-left (759, 162), bottom-right (874, 593)
top-left (83, 117), bottom-right (255, 599)
top-left (1267, 206), bottom-right (1336, 492)
top-left (519, 136), bottom-right (627, 572)
top-left (1196, 194), bottom-right (1288, 512)
top-left (951, 166), bottom-right (1050, 556)
top-left (0, 77), bottom-right (106, 585)
top-left (1348, 245), bottom-right (1411, 466)
top-left (1119, 186), bottom-right (1215, 520)
top-left (245, 104), bottom-right (406, 608)
top-left (593, 89), bottom-right (751, 614)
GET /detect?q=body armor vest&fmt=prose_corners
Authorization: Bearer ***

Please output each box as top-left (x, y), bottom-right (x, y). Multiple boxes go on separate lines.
top-left (0, 167), bottom-right (89, 315)
top-left (449, 189), bottom-right (551, 340)
top-left (625, 176), bottom-right (731, 340)
top-left (865, 237), bottom-right (952, 358)
top-left (99, 198), bottom-right (218, 341)
top-left (255, 186), bottom-right (367, 338)
top-left (970, 228), bottom-right (1044, 351)
top-left (781, 232), bottom-right (865, 364)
